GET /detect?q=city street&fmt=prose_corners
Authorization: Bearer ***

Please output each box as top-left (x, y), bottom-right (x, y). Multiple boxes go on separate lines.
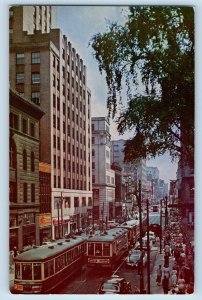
top-left (52, 248), bottom-right (158, 294)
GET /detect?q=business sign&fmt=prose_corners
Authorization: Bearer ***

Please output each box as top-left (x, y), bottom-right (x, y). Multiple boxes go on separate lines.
top-left (39, 214), bottom-right (51, 227)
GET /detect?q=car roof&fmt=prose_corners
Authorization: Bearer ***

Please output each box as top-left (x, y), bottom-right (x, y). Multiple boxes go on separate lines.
top-left (104, 276), bottom-right (125, 284)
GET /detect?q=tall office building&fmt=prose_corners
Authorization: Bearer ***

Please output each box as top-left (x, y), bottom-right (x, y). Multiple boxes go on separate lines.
top-left (92, 117), bottom-right (115, 221)
top-left (9, 6), bottom-right (92, 239)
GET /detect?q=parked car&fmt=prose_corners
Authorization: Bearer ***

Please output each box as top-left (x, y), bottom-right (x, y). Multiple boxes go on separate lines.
top-left (148, 231), bottom-right (156, 244)
top-left (134, 237), bottom-right (153, 250)
top-left (126, 250), bottom-right (147, 268)
top-left (98, 275), bottom-right (132, 294)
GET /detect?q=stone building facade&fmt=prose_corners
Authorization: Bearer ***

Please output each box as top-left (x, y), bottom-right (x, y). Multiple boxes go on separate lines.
top-left (9, 88), bottom-right (44, 251)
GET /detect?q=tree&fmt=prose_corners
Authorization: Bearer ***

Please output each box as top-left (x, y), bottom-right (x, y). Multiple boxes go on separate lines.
top-left (90, 6), bottom-right (194, 167)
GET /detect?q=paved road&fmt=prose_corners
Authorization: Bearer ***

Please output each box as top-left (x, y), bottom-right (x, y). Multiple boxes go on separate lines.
top-left (54, 248), bottom-right (158, 294)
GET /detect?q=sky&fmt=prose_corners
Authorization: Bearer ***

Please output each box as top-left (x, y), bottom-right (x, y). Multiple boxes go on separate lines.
top-left (57, 5), bottom-right (177, 184)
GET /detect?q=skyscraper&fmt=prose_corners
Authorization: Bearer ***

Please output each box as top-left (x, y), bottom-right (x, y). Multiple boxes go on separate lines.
top-left (9, 5), bottom-right (92, 239)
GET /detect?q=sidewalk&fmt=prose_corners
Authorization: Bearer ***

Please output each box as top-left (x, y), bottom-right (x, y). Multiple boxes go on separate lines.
top-left (150, 251), bottom-right (175, 294)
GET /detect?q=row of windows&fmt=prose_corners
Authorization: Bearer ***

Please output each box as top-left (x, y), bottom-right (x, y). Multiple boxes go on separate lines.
top-left (22, 182), bottom-right (36, 203)
top-left (53, 115), bottom-right (86, 133)
top-left (14, 243), bottom-right (86, 280)
top-left (16, 52), bottom-right (40, 65)
top-left (10, 113), bottom-right (36, 137)
top-left (53, 176), bottom-right (91, 191)
top-left (16, 72), bottom-right (40, 84)
top-left (54, 197), bottom-right (92, 209)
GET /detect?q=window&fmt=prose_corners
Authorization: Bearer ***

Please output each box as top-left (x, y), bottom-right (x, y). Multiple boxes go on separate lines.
top-left (57, 137), bottom-right (60, 149)
top-left (53, 94), bottom-right (56, 107)
top-left (22, 263), bottom-right (32, 279)
top-left (82, 197), bottom-right (86, 207)
top-left (9, 112), bottom-right (18, 130)
top-left (64, 197), bottom-right (71, 208)
top-left (88, 197), bottom-right (92, 206)
top-left (31, 52), bottom-right (40, 64)
top-left (31, 92), bottom-right (40, 105)
top-left (16, 73), bottom-right (24, 84)
top-left (16, 53), bottom-right (24, 65)
top-left (30, 123), bottom-right (35, 137)
top-left (33, 263), bottom-right (41, 280)
top-left (92, 149), bottom-right (95, 157)
top-left (23, 149), bottom-right (27, 171)
top-left (22, 118), bottom-right (27, 134)
top-left (57, 97), bottom-right (60, 110)
top-left (10, 139), bottom-right (17, 169)
top-left (53, 115), bottom-right (56, 128)
top-left (32, 73), bottom-right (40, 84)
top-left (23, 183), bottom-right (27, 203)
top-left (31, 152), bottom-right (35, 172)
top-left (31, 184), bottom-right (35, 202)
top-left (53, 135), bottom-right (56, 148)
top-left (57, 117), bottom-right (60, 130)
top-left (54, 155), bottom-right (56, 168)
top-left (92, 162), bottom-right (95, 169)
top-left (53, 74), bottom-right (56, 86)
top-left (92, 137), bottom-right (95, 144)
top-left (58, 157), bottom-right (60, 169)
top-left (74, 197), bottom-right (79, 207)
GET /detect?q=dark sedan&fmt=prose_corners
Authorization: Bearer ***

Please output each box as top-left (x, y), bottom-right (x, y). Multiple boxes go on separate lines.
top-left (98, 275), bottom-right (132, 294)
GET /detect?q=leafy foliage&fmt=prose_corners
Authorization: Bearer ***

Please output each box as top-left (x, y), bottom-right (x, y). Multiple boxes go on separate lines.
top-left (90, 6), bottom-right (194, 166)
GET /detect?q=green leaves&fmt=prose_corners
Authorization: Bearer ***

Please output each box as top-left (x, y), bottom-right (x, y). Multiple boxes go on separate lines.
top-left (90, 6), bottom-right (194, 166)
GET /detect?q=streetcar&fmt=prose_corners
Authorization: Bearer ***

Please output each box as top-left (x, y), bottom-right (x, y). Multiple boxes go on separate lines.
top-left (86, 228), bottom-right (128, 269)
top-left (117, 217), bottom-right (147, 247)
top-left (13, 236), bottom-right (86, 294)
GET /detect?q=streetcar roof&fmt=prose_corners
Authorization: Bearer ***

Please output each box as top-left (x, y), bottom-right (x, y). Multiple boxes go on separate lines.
top-left (14, 237), bottom-right (86, 261)
top-left (87, 228), bottom-right (127, 242)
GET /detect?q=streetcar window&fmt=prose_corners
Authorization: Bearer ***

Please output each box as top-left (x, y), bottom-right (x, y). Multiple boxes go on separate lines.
top-left (22, 263), bottom-right (32, 280)
top-left (103, 243), bottom-right (110, 256)
top-left (95, 243), bottom-right (102, 256)
top-left (55, 254), bottom-right (65, 273)
top-left (33, 263), bottom-right (41, 280)
top-left (44, 260), bottom-right (54, 278)
top-left (88, 243), bottom-right (94, 255)
top-left (15, 263), bottom-right (21, 279)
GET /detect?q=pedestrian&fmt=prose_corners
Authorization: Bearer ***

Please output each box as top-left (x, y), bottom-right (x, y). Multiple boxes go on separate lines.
top-left (165, 244), bottom-right (170, 256)
top-left (156, 265), bottom-right (162, 286)
top-left (13, 246), bottom-right (19, 258)
top-left (162, 276), bottom-right (169, 294)
top-left (170, 240), bottom-right (176, 256)
top-left (164, 254), bottom-right (169, 267)
top-left (171, 269), bottom-right (177, 287)
top-left (9, 250), bottom-right (14, 270)
top-left (163, 265), bottom-right (171, 280)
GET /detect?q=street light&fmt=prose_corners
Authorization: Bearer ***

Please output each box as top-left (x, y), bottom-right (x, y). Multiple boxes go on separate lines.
top-left (56, 192), bottom-right (63, 239)
top-left (146, 198), bottom-right (150, 294)
top-left (136, 180), bottom-right (144, 293)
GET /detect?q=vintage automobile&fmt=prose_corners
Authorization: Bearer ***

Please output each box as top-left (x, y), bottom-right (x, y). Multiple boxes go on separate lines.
top-left (98, 275), bottom-right (132, 294)
top-left (126, 250), bottom-right (147, 268)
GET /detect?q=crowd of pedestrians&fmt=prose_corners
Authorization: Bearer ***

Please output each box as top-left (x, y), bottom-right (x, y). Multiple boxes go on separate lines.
top-left (156, 209), bottom-right (194, 294)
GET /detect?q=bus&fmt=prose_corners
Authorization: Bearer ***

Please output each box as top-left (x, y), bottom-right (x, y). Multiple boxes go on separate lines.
top-left (13, 236), bottom-right (86, 294)
top-left (86, 228), bottom-right (128, 269)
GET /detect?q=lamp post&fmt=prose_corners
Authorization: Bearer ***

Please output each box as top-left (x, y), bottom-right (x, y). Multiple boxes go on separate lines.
top-left (160, 199), bottom-right (162, 254)
top-left (60, 192), bottom-right (63, 238)
top-left (146, 198), bottom-right (150, 294)
top-left (165, 195), bottom-right (168, 230)
top-left (136, 180), bottom-right (144, 293)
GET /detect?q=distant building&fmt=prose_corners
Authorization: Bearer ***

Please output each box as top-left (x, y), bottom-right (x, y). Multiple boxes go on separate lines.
top-left (9, 88), bottom-right (44, 251)
top-left (92, 117), bottom-right (115, 221)
top-left (111, 139), bottom-right (147, 191)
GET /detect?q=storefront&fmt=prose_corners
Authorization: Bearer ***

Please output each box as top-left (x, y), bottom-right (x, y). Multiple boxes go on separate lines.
top-left (9, 227), bottom-right (19, 250)
top-left (22, 224), bottom-right (36, 247)
top-left (38, 213), bottom-right (52, 244)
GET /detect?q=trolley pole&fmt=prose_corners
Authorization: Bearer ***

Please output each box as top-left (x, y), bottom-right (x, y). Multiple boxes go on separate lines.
top-left (160, 199), bottom-right (162, 254)
top-left (61, 192), bottom-right (63, 238)
top-left (137, 180), bottom-right (144, 293)
top-left (146, 199), bottom-right (150, 294)
top-left (57, 201), bottom-right (60, 239)
top-left (165, 195), bottom-right (168, 230)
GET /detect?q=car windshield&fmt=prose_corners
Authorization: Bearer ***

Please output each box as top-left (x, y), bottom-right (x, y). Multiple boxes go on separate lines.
top-left (129, 253), bottom-right (140, 261)
top-left (102, 283), bottom-right (120, 291)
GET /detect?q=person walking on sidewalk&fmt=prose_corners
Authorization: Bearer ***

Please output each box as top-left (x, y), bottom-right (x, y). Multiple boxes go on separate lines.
top-left (156, 265), bottom-right (162, 286)
top-left (162, 276), bottom-right (169, 294)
